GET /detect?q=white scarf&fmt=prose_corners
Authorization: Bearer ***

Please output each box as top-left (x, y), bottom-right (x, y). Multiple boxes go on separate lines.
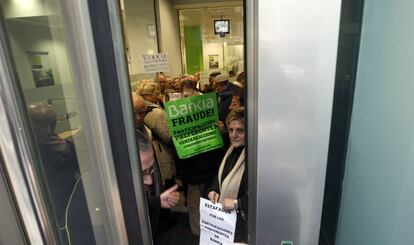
top-left (218, 146), bottom-right (245, 203)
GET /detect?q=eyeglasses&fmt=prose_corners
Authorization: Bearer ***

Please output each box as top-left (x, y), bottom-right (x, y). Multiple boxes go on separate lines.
top-left (142, 165), bottom-right (155, 178)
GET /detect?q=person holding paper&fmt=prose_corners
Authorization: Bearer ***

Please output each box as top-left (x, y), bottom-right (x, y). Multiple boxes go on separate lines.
top-left (207, 107), bottom-right (247, 243)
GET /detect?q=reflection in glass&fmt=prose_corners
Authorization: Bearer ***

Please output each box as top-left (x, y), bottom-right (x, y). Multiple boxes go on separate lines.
top-left (0, 0), bottom-right (107, 243)
top-left (121, 0), bottom-right (159, 84)
top-left (28, 103), bottom-right (95, 244)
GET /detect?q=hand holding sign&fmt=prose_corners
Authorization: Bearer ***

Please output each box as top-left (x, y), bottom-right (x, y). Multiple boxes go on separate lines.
top-left (215, 120), bottom-right (227, 134)
top-left (199, 198), bottom-right (237, 245)
top-left (208, 191), bottom-right (220, 204)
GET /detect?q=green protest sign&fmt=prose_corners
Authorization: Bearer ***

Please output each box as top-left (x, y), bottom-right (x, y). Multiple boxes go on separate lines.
top-left (165, 92), bottom-right (223, 159)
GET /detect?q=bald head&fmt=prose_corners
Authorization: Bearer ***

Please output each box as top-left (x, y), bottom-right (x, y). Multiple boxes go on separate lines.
top-left (132, 92), bottom-right (147, 128)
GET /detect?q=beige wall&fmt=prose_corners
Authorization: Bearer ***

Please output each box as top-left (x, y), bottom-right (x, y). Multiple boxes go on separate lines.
top-left (156, 0), bottom-right (183, 77)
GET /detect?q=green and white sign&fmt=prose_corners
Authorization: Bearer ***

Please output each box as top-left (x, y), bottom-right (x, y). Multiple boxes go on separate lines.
top-left (165, 92), bottom-right (223, 159)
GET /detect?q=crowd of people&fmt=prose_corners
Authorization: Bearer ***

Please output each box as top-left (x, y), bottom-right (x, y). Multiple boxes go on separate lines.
top-left (132, 70), bottom-right (247, 244)
top-left (26, 69), bottom-right (247, 244)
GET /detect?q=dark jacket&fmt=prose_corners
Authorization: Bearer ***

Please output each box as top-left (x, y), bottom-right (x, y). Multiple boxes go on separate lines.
top-left (38, 136), bottom-right (79, 228)
top-left (179, 147), bottom-right (225, 185)
top-left (146, 166), bottom-right (162, 244)
top-left (207, 146), bottom-right (247, 243)
top-left (38, 135), bottom-right (95, 244)
top-left (218, 83), bottom-right (238, 122)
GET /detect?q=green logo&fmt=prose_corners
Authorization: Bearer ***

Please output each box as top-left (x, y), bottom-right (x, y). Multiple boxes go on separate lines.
top-left (281, 241), bottom-right (294, 245)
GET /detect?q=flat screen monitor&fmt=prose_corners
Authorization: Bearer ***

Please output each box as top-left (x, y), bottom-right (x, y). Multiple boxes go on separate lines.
top-left (214, 19), bottom-right (230, 35)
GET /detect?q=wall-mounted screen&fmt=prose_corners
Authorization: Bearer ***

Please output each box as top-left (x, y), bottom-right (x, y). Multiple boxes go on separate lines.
top-left (214, 19), bottom-right (230, 35)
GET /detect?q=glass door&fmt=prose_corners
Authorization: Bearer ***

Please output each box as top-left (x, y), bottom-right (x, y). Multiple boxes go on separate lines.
top-left (0, 0), bottom-right (148, 244)
top-left (334, 1), bottom-right (414, 244)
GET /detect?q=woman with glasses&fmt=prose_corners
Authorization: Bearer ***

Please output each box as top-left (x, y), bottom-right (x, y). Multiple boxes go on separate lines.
top-left (207, 107), bottom-right (247, 243)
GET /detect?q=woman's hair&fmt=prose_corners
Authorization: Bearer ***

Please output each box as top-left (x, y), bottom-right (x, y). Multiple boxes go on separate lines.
top-left (226, 107), bottom-right (244, 127)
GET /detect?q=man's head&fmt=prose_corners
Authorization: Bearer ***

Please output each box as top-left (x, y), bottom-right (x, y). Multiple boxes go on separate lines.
top-left (132, 92), bottom-right (147, 128)
top-left (236, 71), bottom-right (245, 86)
top-left (209, 71), bottom-right (221, 86)
top-left (180, 79), bottom-right (196, 91)
top-left (137, 131), bottom-right (154, 186)
top-left (180, 74), bottom-right (190, 81)
top-left (27, 102), bottom-right (57, 143)
top-left (141, 82), bottom-right (162, 104)
top-left (188, 75), bottom-right (198, 82)
top-left (194, 72), bottom-right (200, 81)
top-left (214, 74), bottom-right (229, 93)
top-left (165, 76), bottom-right (173, 89)
top-left (156, 74), bottom-right (166, 83)
top-left (229, 88), bottom-right (245, 111)
top-left (156, 74), bottom-right (166, 93)
top-left (172, 77), bottom-right (181, 90)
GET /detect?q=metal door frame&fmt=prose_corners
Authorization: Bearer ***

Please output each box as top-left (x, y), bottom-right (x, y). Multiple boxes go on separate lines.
top-left (246, 0), bottom-right (342, 244)
top-left (0, 0), bottom-right (144, 243)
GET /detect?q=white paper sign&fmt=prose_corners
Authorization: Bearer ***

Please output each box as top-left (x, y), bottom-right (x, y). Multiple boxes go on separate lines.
top-left (199, 198), bottom-right (237, 245)
top-left (169, 92), bottom-right (182, 101)
top-left (142, 53), bottom-right (169, 73)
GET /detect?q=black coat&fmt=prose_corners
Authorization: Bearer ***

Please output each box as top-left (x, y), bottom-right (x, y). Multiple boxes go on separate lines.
top-left (38, 136), bottom-right (95, 244)
top-left (179, 146), bottom-right (225, 185)
top-left (207, 147), bottom-right (248, 243)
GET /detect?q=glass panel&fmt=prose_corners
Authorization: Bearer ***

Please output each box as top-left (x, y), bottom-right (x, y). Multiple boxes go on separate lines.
top-left (336, 1), bottom-right (414, 244)
top-left (119, 1), bottom-right (247, 244)
top-left (0, 1), bottom-right (112, 244)
top-left (0, 152), bottom-right (26, 244)
top-left (121, 0), bottom-right (159, 86)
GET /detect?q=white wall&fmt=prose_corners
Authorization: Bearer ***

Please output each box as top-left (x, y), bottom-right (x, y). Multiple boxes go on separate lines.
top-left (156, 0), bottom-right (183, 77)
top-left (202, 42), bottom-right (223, 72)
top-left (202, 43), bottom-right (243, 73)
top-left (224, 44), bottom-right (243, 71)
